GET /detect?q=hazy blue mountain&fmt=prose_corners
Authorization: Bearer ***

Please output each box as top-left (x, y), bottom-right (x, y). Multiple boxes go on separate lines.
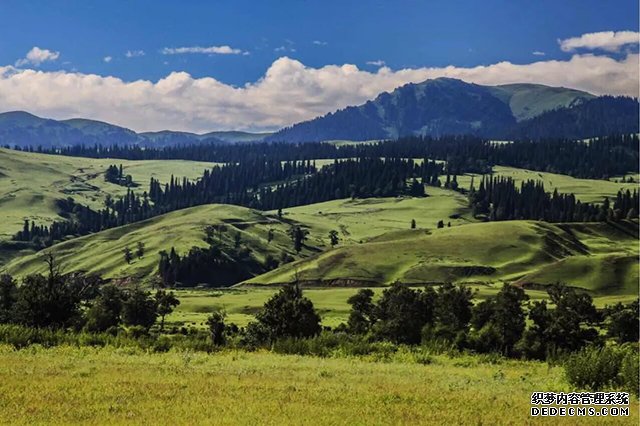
top-left (202, 131), bottom-right (272, 143)
top-left (266, 78), bottom-right (635, 142)
top-left (0, 112), bottom-right (267, 148)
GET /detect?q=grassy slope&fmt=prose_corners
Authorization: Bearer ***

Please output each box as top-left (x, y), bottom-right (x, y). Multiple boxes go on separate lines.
top-left (0, 148), bottom-right (219, 238)
top-left (489, 84), bottom-right (594, 121)
top-left (246, 220), bottom-right (638, 295)
top-left (456, 165), bottom-right (638, 203)
top-left (280, 187), bottom-right (472, 246)
top-left (6, 346), bottom-right (635, 426)
top-left (3, 190), bottom-right (469, 280)
top-left (2, 204), bottom-right (305, 281)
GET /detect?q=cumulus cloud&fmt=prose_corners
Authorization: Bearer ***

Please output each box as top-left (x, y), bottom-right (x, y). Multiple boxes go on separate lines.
top-left (0, 51), bottom-right (637, 133)
top-left (125, 50), bottom-right (145, 58)
top-left (161, 45), bottom-right (248, 55)
top-left (103, 56), bottom-right (113, 63)
top-left (366, 60), bottom-right (386, 67)
top-left (15, 47), bottom-right (60, 67)
top-left (559, 30), bottom-right (639, 52)
top-left (532, 51), bottom-right (545, 56)
top-left (313, 40), bottom-right (328, 46)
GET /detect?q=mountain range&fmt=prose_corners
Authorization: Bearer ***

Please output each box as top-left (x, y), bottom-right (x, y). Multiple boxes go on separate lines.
top-left (0, 78), bottom-right (637, 148)
top-left (0, 111), bottom-right (272, 148)
top-left (267, 78), bottom-right (638, 142)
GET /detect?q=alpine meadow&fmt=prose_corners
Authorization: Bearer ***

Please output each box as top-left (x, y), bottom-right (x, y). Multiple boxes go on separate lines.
top-left (0, 2), bottom-right (639, 425)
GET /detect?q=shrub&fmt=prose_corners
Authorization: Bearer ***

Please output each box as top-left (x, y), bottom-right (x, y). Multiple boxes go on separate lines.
top-left (241, 322), bottom-right (270, 350)
top-left (254, 283), bottom-right (321, 341)
top-left (619, 348), bottom-right (640, 396)
top-left (206, 311), bottom-right (227, 346)
top-left (564, 345), bottom-right (626, 391)
top-left (152, 335), bottom-right (172, 353)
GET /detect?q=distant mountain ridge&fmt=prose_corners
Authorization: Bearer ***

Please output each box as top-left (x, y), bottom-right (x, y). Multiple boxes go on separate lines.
top-left (267, 78), bottom-right (638, 142)
top-left (1, 78), bottom-right (637, 148)
top-left (0, 111), bottom-right (271, 148)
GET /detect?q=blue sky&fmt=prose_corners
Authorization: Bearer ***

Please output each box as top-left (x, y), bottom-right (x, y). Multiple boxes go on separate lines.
top-left (0, 0), bottom-right (637, 132)
top-left (1, 0), bottom-right (637, 84)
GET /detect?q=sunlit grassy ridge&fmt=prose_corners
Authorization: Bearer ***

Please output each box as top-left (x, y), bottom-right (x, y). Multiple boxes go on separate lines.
top-left (279, 187), bottom-right (472, 244)
top-left (1, 345), bottom-right (635, 425)
top-left (245, 220), bottom-right (638, 294)
top-left (0, 148), bottom-right (219, 238)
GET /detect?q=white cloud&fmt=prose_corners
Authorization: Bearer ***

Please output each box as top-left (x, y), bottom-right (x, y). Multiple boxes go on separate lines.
top-left (161, 45), bottom-right (248, 55)
top-left (559, 30), bottom-right (639, 52)
top-left (366, 60), bottom-right (386, 67)
top-left (0, 51), bottom-right (637, 133)
top-left (313, 40), bottom-right (328, 46)
top-left (274, 46), bottom-right (296, 53)
top-left (103, 56), bottom-right (113, 63)
top-left (15, 47), bottom-right (60, 67)
top-left (532, 51), bottom-right (545, 56)
top-left (125, 50), bottom-right (145, 58)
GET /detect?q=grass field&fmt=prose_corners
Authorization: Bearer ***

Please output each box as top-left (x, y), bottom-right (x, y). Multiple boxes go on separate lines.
top-left (0, 148), bottom-right (219, 238)
top-left (1, 345), bottom-right (635, 425)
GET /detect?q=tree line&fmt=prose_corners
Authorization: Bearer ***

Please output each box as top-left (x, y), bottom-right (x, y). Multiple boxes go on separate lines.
top-left (1, 257), bottom-right (637, 363)
top-left (470, 177), bottom-right (639, 222)
top-left (13, 150), bottom-right (637, 248)
top-left (12, 134), bottom-right (638, 180)
top-left (0, 255), bottom-right (180, 333)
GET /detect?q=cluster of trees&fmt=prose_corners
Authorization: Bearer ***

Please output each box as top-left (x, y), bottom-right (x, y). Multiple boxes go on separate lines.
top-left (1, 254), bottom-right (637, 362)
top-left (256, 158), bottom-right (436, 210)
top-left (21, 134), bottom-right (637, 180)
top-left (198, 280), bottom-right (638, 361)
top-left (341, 282), bottom-right (638, 358)
top-left (13, 191), bottom-right (153, 246)
top-left (157, 244), bottom-right (262, 287)
top-left (148, 159), bottom-right (315, 213)
top-left (0, 255), bottom-right (180, 332)
top-left (470, 177), bottom-right (639, 222)
top-left (104, 164), bottom-right (135, 187)
top-left (123, 242), bottom-right (145, 264)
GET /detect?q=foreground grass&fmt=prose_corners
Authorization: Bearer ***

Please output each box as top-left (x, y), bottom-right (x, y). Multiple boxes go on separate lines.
top-left (0, 345), bottom-right (635, 425)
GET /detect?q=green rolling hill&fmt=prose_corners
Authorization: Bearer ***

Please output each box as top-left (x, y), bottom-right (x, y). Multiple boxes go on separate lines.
top-left (0, 148), bottom-right (219, 238)
top-left (244, 220), bottom-right (639, 295)
top-left (1, 189), bottom-right (470, 280)
top-left (2, 204), bottom-right (296, 281)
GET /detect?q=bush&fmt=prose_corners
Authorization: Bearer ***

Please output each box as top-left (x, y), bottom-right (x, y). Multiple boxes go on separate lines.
top-left (619, 348), bottom-right (640, 396)
top-left (564, 345), bottom-right (634, 391)
top-left (241, 322), bottom-right (270, 350)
